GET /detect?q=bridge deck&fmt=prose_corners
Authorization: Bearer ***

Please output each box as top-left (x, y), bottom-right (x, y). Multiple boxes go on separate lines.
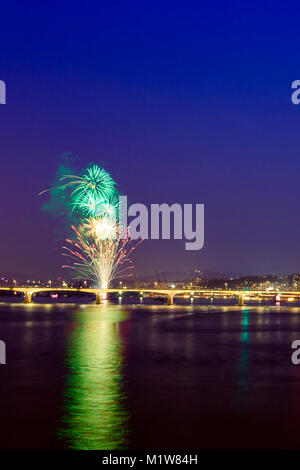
top-left (0, 286), bottom-right (298, 304)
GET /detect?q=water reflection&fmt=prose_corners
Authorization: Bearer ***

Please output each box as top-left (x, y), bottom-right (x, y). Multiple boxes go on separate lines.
top-left (238, 308), bottom-right (250, 410)
top-left (4, 302), bottom-right (300, 449)
top-left (58, 305), bottom-right (130, 449)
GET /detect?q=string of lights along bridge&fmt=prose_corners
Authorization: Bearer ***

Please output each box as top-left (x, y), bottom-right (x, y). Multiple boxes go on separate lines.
top-left (0, 287), bottom-right (298, 305)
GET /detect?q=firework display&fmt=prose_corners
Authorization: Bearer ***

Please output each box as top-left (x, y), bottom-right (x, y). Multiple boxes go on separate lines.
top-left (42, 164), bottom-right (140, 289)
top-left (62, 224), bottom-right (141, 290)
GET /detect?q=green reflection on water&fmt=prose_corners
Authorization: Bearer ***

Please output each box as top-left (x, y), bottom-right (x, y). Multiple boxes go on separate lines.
top-left (239, 308), bottom-right (250, 386)
top-left (238, 307), bottom-right (250, 412)
top-left (57, 305), bottom-right (130, 450)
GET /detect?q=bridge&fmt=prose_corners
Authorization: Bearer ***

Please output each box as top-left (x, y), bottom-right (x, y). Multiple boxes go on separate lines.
top-left (0, 286), bottom-right (298, 305)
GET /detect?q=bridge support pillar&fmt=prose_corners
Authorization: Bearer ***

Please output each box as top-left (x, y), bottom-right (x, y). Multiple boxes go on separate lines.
top-left (95, 291), bottom-right (102, 305)
top-left (24, 291), bottom-right (32, 303)
top-left (238, 293), bottom-right (245, 306)
top-left (167, 293), bottom-right (174, 305)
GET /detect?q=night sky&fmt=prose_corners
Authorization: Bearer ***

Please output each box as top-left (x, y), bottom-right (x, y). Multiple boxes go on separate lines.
top-left (1, 1), bottom-right (300, 279)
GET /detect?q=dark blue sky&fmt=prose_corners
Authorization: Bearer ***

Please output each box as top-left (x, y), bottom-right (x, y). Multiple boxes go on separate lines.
top-left (0, 1), bottom-right (300, 278)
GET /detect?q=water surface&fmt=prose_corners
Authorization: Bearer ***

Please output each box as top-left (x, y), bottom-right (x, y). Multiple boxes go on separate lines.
top-left (0, 302), bottom-right (300, 449)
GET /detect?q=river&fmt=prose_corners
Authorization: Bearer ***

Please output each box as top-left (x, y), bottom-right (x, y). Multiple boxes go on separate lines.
top-left (0, 301), bottom-right (300, 449)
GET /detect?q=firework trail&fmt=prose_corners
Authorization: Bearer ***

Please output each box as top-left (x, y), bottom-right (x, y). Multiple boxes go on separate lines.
top-left (62, 223), bottom-right (142, 290)
top-left (41, 163), bottom-right (141, 289)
